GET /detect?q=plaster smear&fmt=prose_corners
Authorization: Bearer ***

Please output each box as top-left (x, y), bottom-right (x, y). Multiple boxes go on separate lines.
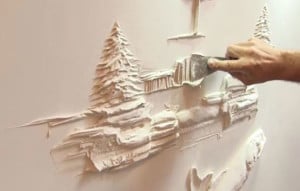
top-left (142, 55), bottom-right (205, 93)
top-left (18, 19), bottom-right (261, 173)
top-left (187, 129), bottom-right (266, 191)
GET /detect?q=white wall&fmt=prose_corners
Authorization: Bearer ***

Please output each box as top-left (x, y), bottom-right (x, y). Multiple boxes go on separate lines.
top-left (243, 1), bottom-right (300, 190)
top-left (0, 0), bottom-right (299, 190)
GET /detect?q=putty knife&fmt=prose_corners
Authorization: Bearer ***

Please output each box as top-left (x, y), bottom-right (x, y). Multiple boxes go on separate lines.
top-left (190, 54), bottom-right (228, 81)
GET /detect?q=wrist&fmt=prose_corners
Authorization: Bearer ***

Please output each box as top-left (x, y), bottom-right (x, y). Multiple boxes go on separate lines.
top-left (280, 50), bottom-right (300, 81)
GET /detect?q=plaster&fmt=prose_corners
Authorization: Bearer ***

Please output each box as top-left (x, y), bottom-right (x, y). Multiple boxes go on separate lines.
top-left (187, 129), bottom-right (266, 191)
top-left (254, 5), bottom-right (270, 43)
top-left (18, 22), bottom-right (261, 173)
top-left (4, 1), bottom-right (300, 191)
top-left (15, 4), bottom-right (270, 190)
top-left (168, 0), bottom-right (206, 40)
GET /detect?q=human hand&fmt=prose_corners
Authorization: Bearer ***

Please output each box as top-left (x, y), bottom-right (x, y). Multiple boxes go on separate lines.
top-left (208, 38), bottom-right (285, 85)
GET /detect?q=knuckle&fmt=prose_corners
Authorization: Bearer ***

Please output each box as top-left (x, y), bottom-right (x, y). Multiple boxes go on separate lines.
top-left (248, 47), bottom-right (257, 56)
top-left (227, 46), bottom-right (237, 58)
top-left (248, 40), bottom-right (255, 46)
top-left (227, 45), bottom-right (235, 53)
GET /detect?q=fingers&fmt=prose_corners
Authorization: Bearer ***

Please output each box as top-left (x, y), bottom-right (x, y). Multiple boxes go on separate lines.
top-left (226, 45), bottom-right (252, 59)
top-left (208, 58), bottom-right (243, 72)
top-left (235, 40), bottom-right (254, 47)
top-left (208, 58), bottom-right (254, 85)
top-left (225, 38), bottom-right (263, 58)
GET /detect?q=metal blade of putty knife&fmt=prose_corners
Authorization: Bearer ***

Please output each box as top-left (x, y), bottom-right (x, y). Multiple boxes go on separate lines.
top-left (190, 54), bottom-right (227, 81)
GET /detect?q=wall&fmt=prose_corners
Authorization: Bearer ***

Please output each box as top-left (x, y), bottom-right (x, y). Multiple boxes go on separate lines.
top-left (0, 0), bottom-right (299, 190)
top-left (243, 1), bottom-right (300, 190)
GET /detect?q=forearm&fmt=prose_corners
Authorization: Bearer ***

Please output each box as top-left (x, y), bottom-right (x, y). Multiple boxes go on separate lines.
top-left (280, 50), bottom-right (300, 82)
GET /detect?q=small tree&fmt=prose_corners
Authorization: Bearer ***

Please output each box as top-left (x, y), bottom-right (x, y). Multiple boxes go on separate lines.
top-left (254, 5), bottom-right (270, 44)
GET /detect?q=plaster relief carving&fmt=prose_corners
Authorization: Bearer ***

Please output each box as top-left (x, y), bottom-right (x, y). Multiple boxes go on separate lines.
top-left (168, 33), bottom-right (206, 41)
top-left (18, 22), bottom-right (150, 131)
top-left (254, 5), bottom-right (270, 43)
top-left (168, 0), bottom-right (206, 40)
top-left (142, 55), bottom-right (204, 94)
top-left (142, 69), bottom-right (178, 93)
top-left (201, 4), bottom-right (270, 128)
top-left (188, 167), bottom-right (227, 191)
top-left (52, 105), bottom-right (223, 172)
top-left (188, 129), bottom-right (266, 191)
top-left (203, 75), bottom-right (258, 128)
top-left (225, 129), bottom-right (266, 191)
top-left (18, 20), bottom-right (261, 174)
top-left (90, 22), bottom-right (144, 108)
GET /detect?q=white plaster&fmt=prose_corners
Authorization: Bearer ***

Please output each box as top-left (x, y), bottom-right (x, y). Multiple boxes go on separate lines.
top-left (168, 0), bottom-right (206, 41)
top-left (245, 129), bottom-right (266, 170)
top-left (203, 75), bottom-right (259, 128)
top-left (213, 129), bottom-right (266, 191)
top-left (176, 106), bottom-right (220, 127)
top-left (253, 5), bottom-right (270, 44)
top-left (188, 167), bottom-right (227, 191)
top-left (51, 104), bottom-right (224, 172)
top-left (18, 21), bottom-right (261, 175)
top-left (2, 1), bottom-right (284, 190)
top-left (19, 73), bottom-right (259, 173)
top-left (167, 33), bottom-right (206, 41)
top-left (142, 54), bottom-right (205, 94)
top-left (141, 69), bottom-right (179, 93)
top-left (188, 129), bottom-right (266, 191)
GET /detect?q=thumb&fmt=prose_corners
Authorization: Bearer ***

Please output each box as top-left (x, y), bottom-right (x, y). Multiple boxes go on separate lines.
top-left (208, 58), bottom-right (241, 72)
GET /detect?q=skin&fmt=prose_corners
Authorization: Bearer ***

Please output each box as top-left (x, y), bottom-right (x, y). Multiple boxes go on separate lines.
top-left (208, 38), bottom-right (300, 85)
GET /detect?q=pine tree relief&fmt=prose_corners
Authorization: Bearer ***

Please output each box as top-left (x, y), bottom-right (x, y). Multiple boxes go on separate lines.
top-left (90, 22), bottom-right (143, 108)
top-left (51, 23), bottom-right (153, 172)
top-left (87, 22), bottom-right (150, 130)
top-left (254, 5), bottom-right (270, 44)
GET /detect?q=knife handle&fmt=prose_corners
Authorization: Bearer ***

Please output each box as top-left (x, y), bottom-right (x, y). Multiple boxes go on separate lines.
top-left (211, 56), bottom-right (237, 61)
top-left (212, 57), bottom-right (227, 61)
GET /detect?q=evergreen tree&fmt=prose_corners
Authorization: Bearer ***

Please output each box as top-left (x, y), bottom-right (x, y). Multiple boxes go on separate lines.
top-left (90, 22), bottom-right (143, 108)
top-left (89, 22), bottom-right (149, 128)
top-left (254, 5), bottom-right (270, 44)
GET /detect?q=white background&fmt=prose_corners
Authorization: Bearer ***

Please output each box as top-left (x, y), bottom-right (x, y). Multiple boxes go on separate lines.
top-left (1, 0), bottom-right (300, 190)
